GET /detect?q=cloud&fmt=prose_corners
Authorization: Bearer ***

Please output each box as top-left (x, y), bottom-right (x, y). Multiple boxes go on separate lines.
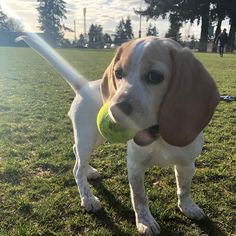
top-left (64, 0), bottom-right (168, 38)
top-left (4, 0), bottom-right (170, 37)
top-left (6, 0), bottom-right (224, 40)
top-left (3, 0), bottom-right (39, 31)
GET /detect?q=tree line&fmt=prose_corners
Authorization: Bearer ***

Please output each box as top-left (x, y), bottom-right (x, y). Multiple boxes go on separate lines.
top-left (136, 0), bottom-right (236, 52)
top-left (0, 0), bottom-right (235, 51)
top-left (0, 0), bottom-right (157, 48)
top-left (82, 17), bottom-right (157, 48)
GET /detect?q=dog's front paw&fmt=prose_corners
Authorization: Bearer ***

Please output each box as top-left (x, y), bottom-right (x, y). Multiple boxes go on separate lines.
top-left (81, 195), bottom-right (102, 212)
top-left (178, 197), bottom-right (206, 220)
top-left (136, 215), bottom-right (161, 235)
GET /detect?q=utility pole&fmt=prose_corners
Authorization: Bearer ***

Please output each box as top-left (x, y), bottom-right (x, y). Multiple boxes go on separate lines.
top-left (138, 0), bottom-right (143, 38)
top-left (83, 8), bottom-right (87, 42)
top-left (74, 20), bottom-right (77, 41)
top-left (139, 13), bottom-right (142, 38)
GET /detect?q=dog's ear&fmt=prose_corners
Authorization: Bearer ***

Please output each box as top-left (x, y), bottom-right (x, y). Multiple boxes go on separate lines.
top-left (159, 48), bottom-right (220, 146)
top-left (100, 58), bottom-right (116, 102)
top-left (100, 48), bottom-right (123, 102)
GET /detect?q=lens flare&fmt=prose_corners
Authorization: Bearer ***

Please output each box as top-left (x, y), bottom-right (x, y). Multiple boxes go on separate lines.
top-left (1, 0), bottom-right (88, 93)
top-left (1, 1), bottom-right (150, 143)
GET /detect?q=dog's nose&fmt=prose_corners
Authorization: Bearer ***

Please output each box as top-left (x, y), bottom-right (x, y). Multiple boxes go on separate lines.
top-left (110, 101), bottom-right (133, 117)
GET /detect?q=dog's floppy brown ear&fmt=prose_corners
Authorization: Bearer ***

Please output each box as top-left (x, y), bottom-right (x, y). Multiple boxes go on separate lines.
top-left (100, 58), bottom-right (116, 102)
top-left (100, 47), bottom-right (123, 102)
top-left (159, 48), bottom-right (220, 146)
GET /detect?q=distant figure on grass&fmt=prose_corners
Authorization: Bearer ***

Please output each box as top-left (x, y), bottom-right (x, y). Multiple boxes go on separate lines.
top-left (215, 28), bottom-right (228, 57)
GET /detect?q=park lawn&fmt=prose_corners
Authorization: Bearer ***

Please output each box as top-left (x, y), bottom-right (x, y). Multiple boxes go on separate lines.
top-left (0, 47), bottom-right (235, 236)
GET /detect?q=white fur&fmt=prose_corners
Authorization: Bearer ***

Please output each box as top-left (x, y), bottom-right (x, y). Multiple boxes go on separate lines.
top-left (22, 35), bottom-right (208, 236)
top-left (69, 80), bottom-right (206, 235)
top-left (68, 40), bottom-right (207, 235)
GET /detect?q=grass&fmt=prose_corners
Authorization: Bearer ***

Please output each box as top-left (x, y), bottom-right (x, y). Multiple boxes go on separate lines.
top-left (0, 47), bottom-right (235, 236)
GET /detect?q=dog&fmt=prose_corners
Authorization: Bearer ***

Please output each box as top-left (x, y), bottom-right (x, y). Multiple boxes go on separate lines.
top-left (21, 36), bottom-right (219, 235)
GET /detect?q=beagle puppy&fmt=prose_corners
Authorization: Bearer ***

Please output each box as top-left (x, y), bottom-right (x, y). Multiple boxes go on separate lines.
top-left (70, 37), bottom-right (219, 235)
top-left (22, 36), bottom-right (220, 235)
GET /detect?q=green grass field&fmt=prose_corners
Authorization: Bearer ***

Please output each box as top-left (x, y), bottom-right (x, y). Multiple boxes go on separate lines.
top-left (0, 47), bottom-right (235, 236)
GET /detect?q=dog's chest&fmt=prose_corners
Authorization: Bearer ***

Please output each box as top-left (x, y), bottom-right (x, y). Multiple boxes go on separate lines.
top-left (148, 143), bottom-right (191, 167)
top-left (129, 133), bottom-right (204, 168)
top-left (150, 135), bottom-right (204, 167)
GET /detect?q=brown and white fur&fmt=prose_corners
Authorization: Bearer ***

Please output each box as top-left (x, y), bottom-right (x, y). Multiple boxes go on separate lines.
top-left (21, 36), bottom-right (219, 235)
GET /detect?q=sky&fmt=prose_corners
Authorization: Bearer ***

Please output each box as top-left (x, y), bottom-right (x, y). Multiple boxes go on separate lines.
top-left (2, 0), bottom-right (230, 41)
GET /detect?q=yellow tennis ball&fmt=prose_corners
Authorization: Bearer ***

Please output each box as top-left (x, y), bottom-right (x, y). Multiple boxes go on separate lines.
top-left (97, 103), bottom-right (136, 143)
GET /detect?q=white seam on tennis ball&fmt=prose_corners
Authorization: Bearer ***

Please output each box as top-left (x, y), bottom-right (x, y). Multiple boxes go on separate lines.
top-left (108, 107), bottom-right (117, 123)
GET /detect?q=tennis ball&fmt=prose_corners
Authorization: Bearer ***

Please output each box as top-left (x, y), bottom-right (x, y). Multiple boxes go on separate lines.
top-left (97, 103), bottom-right (136, 143)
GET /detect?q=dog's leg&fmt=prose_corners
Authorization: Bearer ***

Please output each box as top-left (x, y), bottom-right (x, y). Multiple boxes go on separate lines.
top-left (72, 132), bottom-right (102, 212)
top-left (73, 145), bottom-right (100, 180)
top-left (127, 144), bottom-right (161, 235)
top-left (174, 164), bottom-right (206, 220)
top-left (70, 88), bottom-right (103, 213)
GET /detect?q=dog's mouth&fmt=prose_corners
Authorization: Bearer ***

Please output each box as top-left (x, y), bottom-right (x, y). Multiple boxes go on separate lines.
top-left (133, 125), bottom-right (159, 146)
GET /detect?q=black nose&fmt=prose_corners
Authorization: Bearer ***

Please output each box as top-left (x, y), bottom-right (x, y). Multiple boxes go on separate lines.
top-left (111, 101), bottom-right (133, 116)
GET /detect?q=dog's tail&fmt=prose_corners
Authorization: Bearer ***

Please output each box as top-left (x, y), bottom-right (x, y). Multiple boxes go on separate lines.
top-left (16, 35), bottom-right (87, 93)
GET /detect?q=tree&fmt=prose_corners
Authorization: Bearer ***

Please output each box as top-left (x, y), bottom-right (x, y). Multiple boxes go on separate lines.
top-left (0, 10), bottom-right (22, 32)
top-left (125, 16), bottom-right (134, 39)
top-left (227, 17), bottom-right (236, 53)
top-left (88, 24), bottom-right (103, 43)
top-left (114, 18), bottom-right (126, 44)
top-left (0, 10), bottom-right (10, 32)
top-left (73, 33), bottom-right (86, 47)
top-left (211, 1), bottom-right (226, 51)
top-left (135, 0), bottom-right (184, 45)
top-left (165, 15), bottom-right (182, 42)
top-left (0, 9), bottom-right (24, 46)
top-left (146, 24), bottom-right (158, 36)
top-left (211, 0), bottom-right (235, 52)
top-left (6, 18), bottom-right (24, 32)
top-left (114, 17), bottom-right (134, 44)
top-left (189, 35), bottom-right (197, 49)
top-left (103, 33), bottom-right (112, 44)
top-left (88, 24), bottom-right (95, 43)
top-left (78, 34), bottom-right (85, 44)
top-left (225, 0), bottom-right (236, 52)
top-left (37, 0), bottom-right (69, 46)
top-left (197, 1), bottom-right (211, 52)
top-left (136, 0), bottom-right (213, 51)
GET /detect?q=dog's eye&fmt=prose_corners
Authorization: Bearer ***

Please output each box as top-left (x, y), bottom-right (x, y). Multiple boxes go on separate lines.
top-left (115, 68), bottom-right (123, 79)
top-left (146, 70), bottom-right (164, 85)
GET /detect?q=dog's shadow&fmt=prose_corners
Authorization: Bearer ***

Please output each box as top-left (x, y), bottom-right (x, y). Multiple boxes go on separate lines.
top-left (160, 216), bottom-right (228, 236)
top-left (192, 217), bottom-right (227, 236)
top-left (90, 180), bottom-right (227, 236)
top-left (90, 180), bottom-right (136, 235)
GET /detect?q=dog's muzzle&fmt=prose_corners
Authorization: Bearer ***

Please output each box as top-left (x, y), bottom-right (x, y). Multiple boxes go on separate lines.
top-left (110, 102), bottom-right (159, 146)
top-left (133, 125), bottom-right (159, 146)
